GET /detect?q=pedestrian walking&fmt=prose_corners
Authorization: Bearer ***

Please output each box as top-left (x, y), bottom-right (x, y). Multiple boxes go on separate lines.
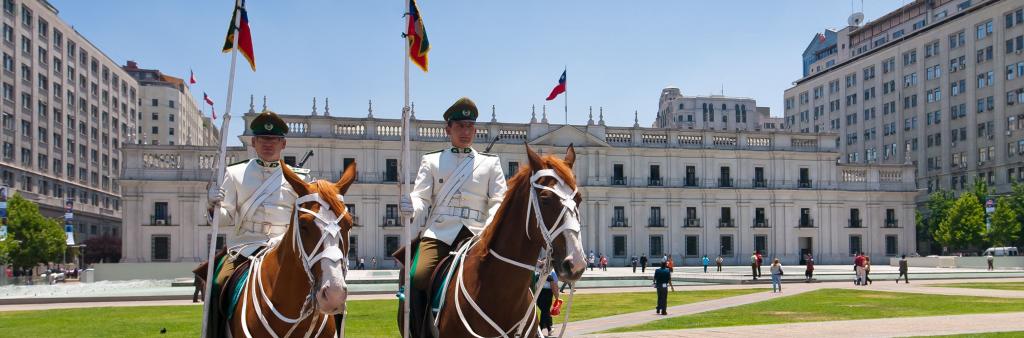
top-left (192, 271), bottom-right (205, 303)
top-left (358, 257), bottom-right (365, 270)
top-left (864, 256), bottom-right (873, 285)
top-left (631, 256), bottom-right (638, 273)
top-left (653, 262), bottom-right (674, 315)
top-left (755, 251), bottom-right (764, 278)
top-left (750, 252), bottom-right (759, 280)
top-left (804, 255), bottom-right (814, 282)
top-left (987, 253), bottom-right (995, 271)
top-left (897, 254), bottom-right (909, 283)
top-left (600, 255), bottom-right (608, 271)
top-left (536, 268), bottom-right (559, 337)
top-left (640, 254), bottom-right (649, 273)
top-left (370, 257), bottom-right (378, 270)
top-left (770, 258), bottom-right (784, 293)
top-left (702, 255), bottom-right (710, 273)
top-left (587, 252), bottom-right (595, 271)
top-left (667, 256), bottom-right (675, 272)
top-left (715, 256), bottom-right (724, 272)
top-left (854, 252), bottom-right (866, 285)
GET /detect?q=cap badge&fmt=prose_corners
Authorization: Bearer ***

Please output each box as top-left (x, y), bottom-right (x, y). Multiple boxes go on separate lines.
top-left (264, 123), bottom-right (273, 131)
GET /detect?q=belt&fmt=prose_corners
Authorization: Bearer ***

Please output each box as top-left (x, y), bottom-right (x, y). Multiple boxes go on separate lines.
top-left (237, 221), bottom-right (287, 237)
top-left (436, 206), bottom-right (483, 222)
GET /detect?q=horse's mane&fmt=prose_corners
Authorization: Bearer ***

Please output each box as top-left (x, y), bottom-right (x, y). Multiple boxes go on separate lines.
top-left (477, 154), bottom-right (576, 250)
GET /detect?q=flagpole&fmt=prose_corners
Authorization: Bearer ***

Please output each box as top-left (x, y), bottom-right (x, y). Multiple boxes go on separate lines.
top-left (201, 1), bottom-right (242, 336)
top-left (563, 66), bottom-right (568, 125)
top-left (401, 5), bottom-right (413, 338)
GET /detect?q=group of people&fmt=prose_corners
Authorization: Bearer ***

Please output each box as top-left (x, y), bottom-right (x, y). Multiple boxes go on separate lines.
top-left (853, 252), bottom-right (873, 285)
top-left (587, 252), bottom-right (609, 271)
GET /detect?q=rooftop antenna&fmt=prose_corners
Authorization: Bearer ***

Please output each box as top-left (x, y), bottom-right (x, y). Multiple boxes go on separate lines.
top-left (848, 0), bottom-right (865, 27)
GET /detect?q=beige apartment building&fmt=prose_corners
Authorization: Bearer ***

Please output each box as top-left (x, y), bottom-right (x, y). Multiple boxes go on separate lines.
top-left (785, 0), bottom-right (1024, 199)
top-left (122, 61), bottom-right (217, 147)
top-left (656, 87), bottom-right (776, 131)
top-left (0, 0), bottom-right (139, 241)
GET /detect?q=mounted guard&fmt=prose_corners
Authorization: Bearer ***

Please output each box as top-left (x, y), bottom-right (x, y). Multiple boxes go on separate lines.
top-left (197, 110), bottom-right (312, 337)
top-left (396, 97), bottom-right (508, 336)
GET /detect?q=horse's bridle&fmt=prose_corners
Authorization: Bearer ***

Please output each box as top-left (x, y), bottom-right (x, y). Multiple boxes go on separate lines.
top-left (240, 192), bottom-right (349, 338)
top-left (451, 168), bottom-right (582, 338)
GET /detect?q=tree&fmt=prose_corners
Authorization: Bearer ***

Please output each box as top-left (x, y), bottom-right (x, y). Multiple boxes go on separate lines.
top-left (82, 234), bottom-right (121, 264)
top-left (971, 180), bottom-right (992, 207)
top-left (988, 197), bottom-right (1021, 247)
top-left (5, 194), bottom-right (65, 271)
top-left (1007, 182), bottom-right (1024, 247)
top-left (935, 192), bottom-right (986, 252)
top-left (922, 189), bottom-right (955, 253)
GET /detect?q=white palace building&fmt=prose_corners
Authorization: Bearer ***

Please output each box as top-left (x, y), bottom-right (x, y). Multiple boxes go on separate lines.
top-left (121, 101), bottom-right (918, 267)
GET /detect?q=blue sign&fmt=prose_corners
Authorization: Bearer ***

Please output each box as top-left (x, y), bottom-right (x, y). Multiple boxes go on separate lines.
top-left (65, 224), bottom-right (73, 233)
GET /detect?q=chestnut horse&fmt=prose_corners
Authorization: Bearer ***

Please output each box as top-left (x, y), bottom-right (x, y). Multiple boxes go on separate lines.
top-left (228, 162), bottom-right (356, 338)
top-left (426, 144), bottom-right (588, 337)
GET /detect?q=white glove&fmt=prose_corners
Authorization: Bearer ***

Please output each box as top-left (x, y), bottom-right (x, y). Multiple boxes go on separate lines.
top-left (207, 188), bottom-right (225, 209)
top-left (399, 195), bottom-right (414, 217)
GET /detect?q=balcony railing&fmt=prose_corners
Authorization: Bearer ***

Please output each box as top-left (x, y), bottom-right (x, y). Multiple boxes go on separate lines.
top-left (647, 177), bottom-right (663, 186)
top-left (884, 218), bottom-right (899, 228)
top-left (753, 219), bottom-right (770, 228)
top-left (647, 217), bottom-right (664, 227)
top-left (684, 177), bottom-right (699, 187)
top-left (149, 215), bottom-right (172, 226)
top-left (611, 177), bottom-right (627, 186)
top-left (718, 218), bottom-right (735, 228)
top-left (798, 218), bottom-right (815, 228)
top-left (719, 178), bottom-right (734, 188)
top-left (611, 217), bottom-right (629, 227)
top-left (382, 216), bottom-right (401, 227)
top-left (798, 179), bottom-right (813, 188)
top-left (848, 218), bottom-right (863, 228)
top-left (684, 218), bottom-right (701, 227)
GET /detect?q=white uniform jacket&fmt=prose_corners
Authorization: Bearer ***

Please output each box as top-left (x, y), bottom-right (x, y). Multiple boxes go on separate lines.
top-left (409, 147), bottom-right (507, 245)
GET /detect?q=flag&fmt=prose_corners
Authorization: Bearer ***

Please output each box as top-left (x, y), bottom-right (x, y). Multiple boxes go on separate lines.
top-left (406, 0), bottom-right (429, 72)
top-left (203, 92), bottom-right (216, 119)
top-left (222, 0), bottom-right (256, 71)
top-left (189, 69), bottom-right (197, 85)
top-left (545, 70), bottom-right (567, 101)
top-left (817, 33), bottom-right (826, 43)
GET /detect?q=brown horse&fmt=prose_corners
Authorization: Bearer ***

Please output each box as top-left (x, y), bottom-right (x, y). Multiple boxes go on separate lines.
top-left (228, 162), bottom-right (356, 337)
top-left (429, 144), bottom-right (587, 337)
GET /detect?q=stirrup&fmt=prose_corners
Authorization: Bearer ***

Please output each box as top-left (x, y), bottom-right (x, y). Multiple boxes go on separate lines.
top-left (396, 285), bottom-right (406, 301)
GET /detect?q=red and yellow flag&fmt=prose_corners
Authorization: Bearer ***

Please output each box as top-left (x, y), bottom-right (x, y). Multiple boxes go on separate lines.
top-left (407, 0), bottom-right (429, 72)
top-left (223, 0), bottom-right (256, 71)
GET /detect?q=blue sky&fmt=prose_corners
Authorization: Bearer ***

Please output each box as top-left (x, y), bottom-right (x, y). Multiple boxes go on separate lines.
top-left (50, 0), bottom-right (905, 145)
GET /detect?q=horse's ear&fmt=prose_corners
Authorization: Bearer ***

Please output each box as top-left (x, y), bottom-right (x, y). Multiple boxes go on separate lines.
top-left (281, 161), bottom-right (310, 196)
top-left (525, 143), bottom-right (543, 172)
top-left (564, 143), bottom-right (576, 168)
top-left (336, 161), bottom-right (357, 194)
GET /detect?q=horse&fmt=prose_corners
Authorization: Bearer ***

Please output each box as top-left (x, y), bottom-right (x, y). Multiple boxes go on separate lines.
top-left (227, 162), bottom-right (356, 338)
top-left (405, 144), bottom-right (588, 337)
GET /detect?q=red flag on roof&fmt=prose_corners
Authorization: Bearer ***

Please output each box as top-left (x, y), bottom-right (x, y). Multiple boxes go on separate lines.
top-left (203, 92), bottom-right (216, 119)
top-left (189, 69), bottom-right (197, 85)
top-left (545, 70), bottom-right (566, 101)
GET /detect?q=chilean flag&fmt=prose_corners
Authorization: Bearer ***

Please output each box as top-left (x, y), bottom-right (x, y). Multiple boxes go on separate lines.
top-left (189, 69), bottom-right (197, 85)
top-left (545, 70), bottom-right (566, 101)
top-left (203, 92), bottom-right (216, 119)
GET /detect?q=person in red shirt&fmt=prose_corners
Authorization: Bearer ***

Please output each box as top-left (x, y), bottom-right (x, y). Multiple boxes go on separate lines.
top-left (755, 251), bottom-right (764, 278)
top-left (854, 252), bottom-right (866, 285)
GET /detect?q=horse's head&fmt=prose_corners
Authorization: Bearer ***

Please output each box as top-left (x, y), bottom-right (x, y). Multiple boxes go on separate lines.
top-left (282, 161), bottom-right (356, 315)
top-left (525, 144), bottom-right (587, 282)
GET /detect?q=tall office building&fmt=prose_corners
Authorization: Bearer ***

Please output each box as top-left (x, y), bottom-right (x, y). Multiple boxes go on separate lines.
top-left (122, 61), bottom-right (218, 147)
top-left (784, 0), bottom-right (1024, 198)
top-left (0, 0), bottom-right (139, 241)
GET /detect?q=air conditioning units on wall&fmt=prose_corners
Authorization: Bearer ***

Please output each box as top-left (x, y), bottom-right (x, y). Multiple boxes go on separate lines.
top-left (386, 219), bottom-right (396, 226)
top-left (155, 219), bottom-right (166, 225)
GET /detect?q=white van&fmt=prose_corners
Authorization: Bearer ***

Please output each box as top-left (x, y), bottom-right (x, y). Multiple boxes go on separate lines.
top-left (983, 247), bottom-right (1019, 256)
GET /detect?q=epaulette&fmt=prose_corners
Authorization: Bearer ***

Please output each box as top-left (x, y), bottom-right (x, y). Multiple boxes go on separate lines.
top-left (479, 152), bottom-right (498, 157)
top-left (425, 149), bottom-right (444, 155)
top-left (228, 159), bottom-right (251, 167)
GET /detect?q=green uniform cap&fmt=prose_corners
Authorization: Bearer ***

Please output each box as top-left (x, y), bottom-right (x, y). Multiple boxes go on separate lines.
top-left (443, 97), bottom-right (479, 122)
top-left (250, 110), bottom-right (289, 136)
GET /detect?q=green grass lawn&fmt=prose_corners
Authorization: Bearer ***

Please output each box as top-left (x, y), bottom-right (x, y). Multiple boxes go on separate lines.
top-left (0, 289), bottom-right (763, 337)
top-left (931, 282), bottom-right (1024, 291)
top-left (907, 332), bottom-right (1024, 338)
top-left (606, 288), bottom-right (1024, 333)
